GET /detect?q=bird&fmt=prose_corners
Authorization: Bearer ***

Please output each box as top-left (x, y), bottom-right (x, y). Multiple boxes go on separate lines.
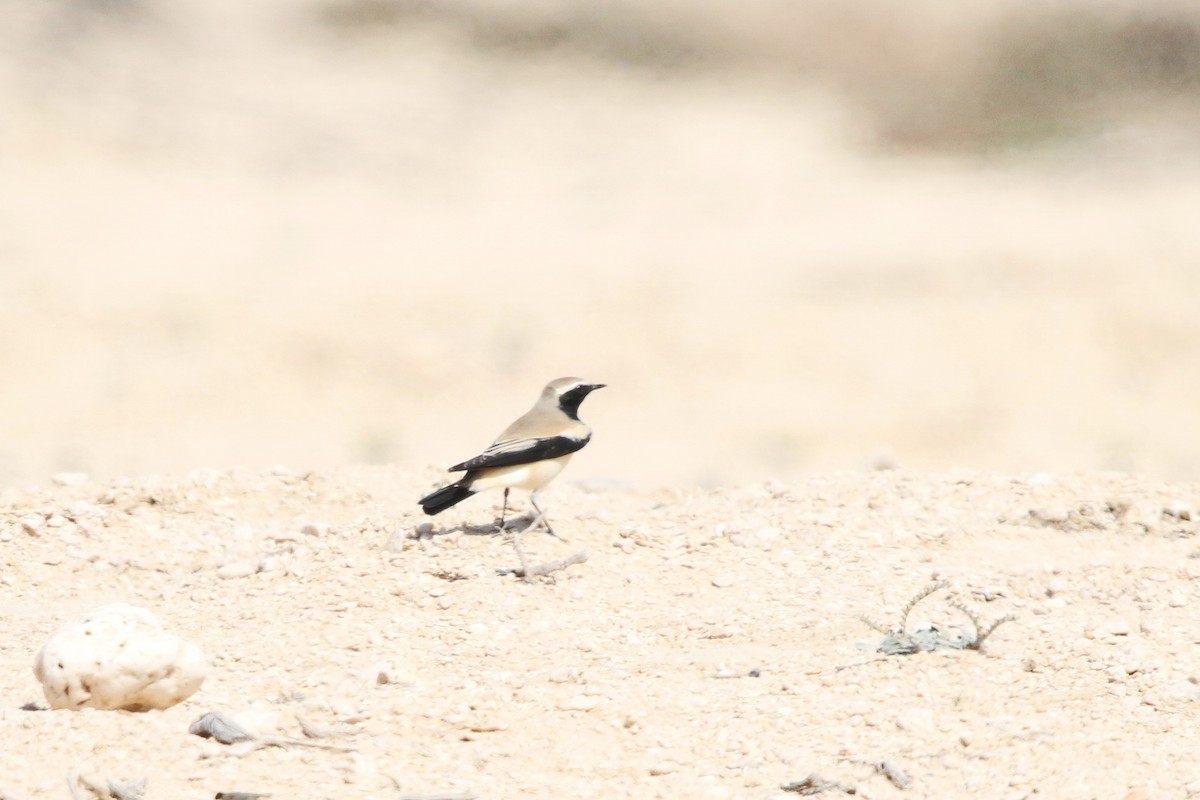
top-left (419, 377), bottom-right (605, 537)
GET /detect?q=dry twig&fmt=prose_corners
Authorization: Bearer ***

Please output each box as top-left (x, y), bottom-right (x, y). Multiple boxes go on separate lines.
top-left (190, 711), bottom-right (354, 757)
top-left (497, 550), bottom-right (588, 582)
top-left (863, 581), bottom-right (1016, 654)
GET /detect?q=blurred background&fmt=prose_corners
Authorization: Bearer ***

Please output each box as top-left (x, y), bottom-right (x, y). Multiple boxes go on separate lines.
top-left (2, 0), bottom-right (1199, 489)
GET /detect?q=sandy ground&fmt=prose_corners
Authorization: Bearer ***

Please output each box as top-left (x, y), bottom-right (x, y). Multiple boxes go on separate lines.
top-left (2, 466), bottom-right (1199, 799)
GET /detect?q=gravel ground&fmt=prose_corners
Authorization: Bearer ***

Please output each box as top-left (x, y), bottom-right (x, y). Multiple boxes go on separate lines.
top-left (2, 467), bottom-right (1199, 799)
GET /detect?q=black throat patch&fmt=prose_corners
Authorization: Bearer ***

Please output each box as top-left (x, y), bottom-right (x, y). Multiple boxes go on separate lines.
top-left (557, 386), bottom-right (592, 420)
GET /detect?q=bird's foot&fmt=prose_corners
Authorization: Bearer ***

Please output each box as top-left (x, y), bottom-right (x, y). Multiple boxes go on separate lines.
top-left (529, 513), bottom-right (568, 543)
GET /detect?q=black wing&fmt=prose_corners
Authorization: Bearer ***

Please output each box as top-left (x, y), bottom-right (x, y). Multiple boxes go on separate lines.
top-left (449, 434), bottom-right (590, 472)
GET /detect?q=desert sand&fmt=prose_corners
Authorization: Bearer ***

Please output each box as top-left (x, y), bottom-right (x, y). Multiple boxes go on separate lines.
top-left (2, 467), bottom-right (1200, 798)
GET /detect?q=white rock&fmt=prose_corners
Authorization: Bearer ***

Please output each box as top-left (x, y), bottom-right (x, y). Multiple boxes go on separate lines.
top-left (33, 603), bottom-right (208, 711)
top-left (216, 561), bottom-right (258, 579)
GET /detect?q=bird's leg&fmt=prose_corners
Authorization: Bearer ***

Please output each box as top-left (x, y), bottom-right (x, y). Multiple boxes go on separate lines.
top-left (497, 488), bottom-right (510, 531)
top-left (529, 491), bottom-right (567, 542)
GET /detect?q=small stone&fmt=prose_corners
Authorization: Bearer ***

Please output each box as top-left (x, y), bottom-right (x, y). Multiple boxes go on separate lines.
top-left (1107, 619), bottom-right (1133, 637)
top-left (648, 763), bottom-right (678, 776)
top-left (1164, 500), bottom-right (1192, 521)
top-left (19, 514), bottom-right (43, 534)
top-left (217, 561), bottom-right (258, 580)
top-left (1030, 505), bottom-right (1070, 525)
top-left (66, 501), bottom-right (99, 518)
top-left (559, 694), bottom-right (600, 712)
top-left (52, 472), bottom-right (89, 486)
top-left (895, 708), bottom-right (935, 732)
top-left (711, 575), bottom-right (734, 588)
top-left (189, 711), bottom-right (253, 744)
top-left (383, 530), bottom-right (408, 552)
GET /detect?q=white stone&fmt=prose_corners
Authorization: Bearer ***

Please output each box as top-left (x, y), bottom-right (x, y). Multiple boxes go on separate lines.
top-left (216, 561), bottom-right (258, 579)
top-left (559, 694), bottom-right (601, 711)
top-left (33, 603), bottom-right (208, 711)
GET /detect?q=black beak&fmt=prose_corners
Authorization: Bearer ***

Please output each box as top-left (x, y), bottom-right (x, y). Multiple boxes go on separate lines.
top-left (585, 383), bottom-right (607, 392)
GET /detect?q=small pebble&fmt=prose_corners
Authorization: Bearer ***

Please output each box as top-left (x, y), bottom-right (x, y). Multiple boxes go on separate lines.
top-left (895, 708), bottom-right (935, 732)
top-left (1163, 501), bottom-right (1192, 521)
top-left (217, 561), bottom-right (258, 580)
top-left (559, 695), bottom-right (600, 712)
top-left (711, 575), bottom-right (734, 588)
top-left (1030, 505), bottom-right (1070, 525)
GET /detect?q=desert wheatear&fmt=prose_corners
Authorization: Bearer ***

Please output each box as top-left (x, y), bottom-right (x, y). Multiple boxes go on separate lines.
top-left (419, 377), bottom-right (605, 537)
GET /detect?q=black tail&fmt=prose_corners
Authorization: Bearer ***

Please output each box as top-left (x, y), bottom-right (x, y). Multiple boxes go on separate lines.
top-left (420, 481), bottom-right (476, 515)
